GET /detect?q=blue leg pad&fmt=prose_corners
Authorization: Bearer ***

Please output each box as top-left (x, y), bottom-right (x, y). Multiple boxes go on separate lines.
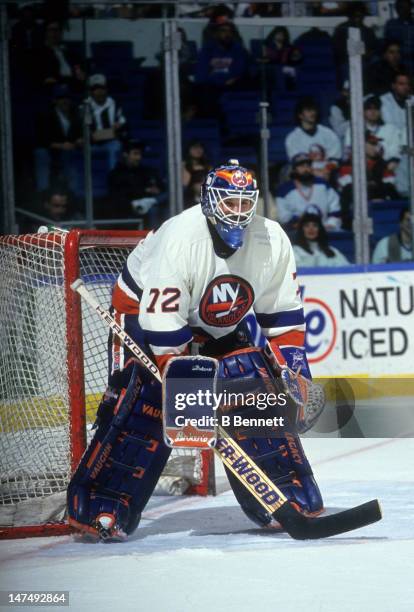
top-left (67, 360), bottom-right (171, 539)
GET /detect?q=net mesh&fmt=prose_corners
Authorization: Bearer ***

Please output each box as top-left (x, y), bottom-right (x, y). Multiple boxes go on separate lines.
top-left (0, 231), bottom-right (210, 531)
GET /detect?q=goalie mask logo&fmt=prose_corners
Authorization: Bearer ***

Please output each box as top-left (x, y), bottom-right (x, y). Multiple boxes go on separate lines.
top-left (231, 170), bottom-right (249, 188)
top-left (199, 275), bottom-right (254, 327)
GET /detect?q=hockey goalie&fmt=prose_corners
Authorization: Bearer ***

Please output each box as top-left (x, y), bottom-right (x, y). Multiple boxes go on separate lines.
top-left (67, 160), bottom-right (325, 540)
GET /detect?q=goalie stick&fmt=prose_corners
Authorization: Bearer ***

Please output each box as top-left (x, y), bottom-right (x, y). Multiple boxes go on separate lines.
top-left (71, 279), bottom-right (382, 540)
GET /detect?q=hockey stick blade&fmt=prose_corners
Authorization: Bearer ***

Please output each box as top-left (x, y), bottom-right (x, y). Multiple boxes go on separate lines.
top-left (215, 430), bottom-right (382, 539)
top-left (72, 279), bottom-right (382, 540)
top-left (273, 499), bottom-right (382, 540)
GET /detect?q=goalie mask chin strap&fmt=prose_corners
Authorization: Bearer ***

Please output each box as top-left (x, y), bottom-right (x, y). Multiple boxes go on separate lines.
top-left (206, 218), bottom-right (237, 259)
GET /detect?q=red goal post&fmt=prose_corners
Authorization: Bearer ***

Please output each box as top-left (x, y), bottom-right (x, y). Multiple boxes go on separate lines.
top-left (0, 229), bottom-right (213, 539)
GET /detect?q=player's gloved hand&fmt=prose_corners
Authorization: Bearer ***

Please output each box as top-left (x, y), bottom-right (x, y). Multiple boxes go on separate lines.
top-left (131, 197), bottom-right (157, 215)
top-left (264, 342), bottom-right (325, 434)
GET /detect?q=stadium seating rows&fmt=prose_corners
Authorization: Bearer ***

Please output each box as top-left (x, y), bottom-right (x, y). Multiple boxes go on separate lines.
top-left (11, 36), bottom-right (410, 254)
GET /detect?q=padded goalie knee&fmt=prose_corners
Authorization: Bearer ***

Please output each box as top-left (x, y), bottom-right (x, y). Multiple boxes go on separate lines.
top-left (67, 360), bottom-right (171, 540)
top-left (218, 348), bottom-right (323, 528)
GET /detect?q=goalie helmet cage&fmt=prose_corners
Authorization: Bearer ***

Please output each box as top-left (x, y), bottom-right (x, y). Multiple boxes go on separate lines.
top-left (0, 229), bottom-right (213, 540)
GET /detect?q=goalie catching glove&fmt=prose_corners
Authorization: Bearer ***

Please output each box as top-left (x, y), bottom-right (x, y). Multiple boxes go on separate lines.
top-left (237, 315), bottom-right (326, 434)
top-left (263, 341), bottom-right (325, 434)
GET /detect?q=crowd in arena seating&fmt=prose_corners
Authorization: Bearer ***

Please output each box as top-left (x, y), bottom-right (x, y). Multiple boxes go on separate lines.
top-left (8, 1), bottom-right (414, 265)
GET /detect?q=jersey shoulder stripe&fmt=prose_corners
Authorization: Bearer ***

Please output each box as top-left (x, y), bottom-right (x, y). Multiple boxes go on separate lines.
top-left (256, 307), bottom-right (305, 328)
top-left (121, 263), bottom-right (143, 300)
top-left (145, 326), bottom-right (193, 347)
top-left (112, 282), bottom-right (140, 314)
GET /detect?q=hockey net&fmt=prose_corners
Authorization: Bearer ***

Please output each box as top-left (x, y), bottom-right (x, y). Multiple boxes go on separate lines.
top-left (0, 230), bottom-right (213, 539)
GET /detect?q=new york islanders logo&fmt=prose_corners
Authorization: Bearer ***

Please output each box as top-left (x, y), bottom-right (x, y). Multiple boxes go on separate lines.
top-left (231, 170), bottom-right (249, 188)
top-left (199, 275), bottom-right (254, 327)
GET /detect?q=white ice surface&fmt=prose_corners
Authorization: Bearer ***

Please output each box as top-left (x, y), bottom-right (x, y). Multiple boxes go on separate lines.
top-left (1, 438), bottom-right (414, 612)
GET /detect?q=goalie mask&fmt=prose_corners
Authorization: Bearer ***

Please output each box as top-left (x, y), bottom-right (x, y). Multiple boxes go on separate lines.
top-left (201, 160), bottom-right (259, 248)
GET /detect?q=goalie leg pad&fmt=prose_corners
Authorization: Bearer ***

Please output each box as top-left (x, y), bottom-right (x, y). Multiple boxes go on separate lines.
top-left (218, 347), bottom-right (323, 527)
top-left (67, 360), bottom-right (171, 539)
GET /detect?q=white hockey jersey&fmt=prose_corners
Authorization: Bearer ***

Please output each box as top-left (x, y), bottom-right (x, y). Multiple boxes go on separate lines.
top-left (112, 205), bottom-right (304, 357)
top-left (275, 177), bottom-right (342, 230)
top-left (285, 124), bottom-right (342, 162)
top-left (344, 122), bottom-right (402, 162)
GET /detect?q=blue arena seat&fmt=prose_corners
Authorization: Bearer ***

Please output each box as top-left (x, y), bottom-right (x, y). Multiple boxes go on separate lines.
top-left (91, 41), bottom-right (133, 61)
top-left (220, 91), bottom-right (262, 104)
top-left (221, 147), bottom-right (258, 167)
top-left (182, 120), bottom-right (220, 143)
top-left (371, 199), bottom-right (409, 240)
top-left (296, 67), bottom-right (337, 91)
top-left (64, 40), bottom-right (85, 61)
top-left (220, 93), bottom-right (263, 137)
top-left (296, 39), bottom-right (334, 58)
top-left (268, 125), bottom-right (291, 162)
top-left (250, 39), bottom-right (264, 60)
top-left (115, 95), bottom-right (145, 121)
top-left (301, 55), bottom-right (335, 70)
top-left (72, 149), bottom-right (113, 199)
top-left (271, 93), bottom-right (301, 125)
top-left (328, 231), bottom-right (355, 262)
top-left (224, 112), bottom-right (261, 136)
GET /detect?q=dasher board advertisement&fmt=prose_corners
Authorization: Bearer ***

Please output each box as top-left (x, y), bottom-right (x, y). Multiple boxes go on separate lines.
top-left (298, 263), bottom-right (414, 377)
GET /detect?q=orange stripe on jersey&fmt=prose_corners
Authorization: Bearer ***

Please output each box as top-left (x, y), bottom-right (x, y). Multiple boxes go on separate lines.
top-left (269, 330), bottom-right (305, 349)
top-left (155, 348), bottom-right (189, 375)
top-left (112, 283), bottom-right (140, 315)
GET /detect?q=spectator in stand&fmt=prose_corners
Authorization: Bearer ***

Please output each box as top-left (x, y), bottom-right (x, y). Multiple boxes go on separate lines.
top-left (184, 169), bottom-right (205, 209)
top-left (177, 27), bottom-right (198, 80)
top-left (384, 0), bottom-right (414, 73)
top-left (344, 95), bottom-right (401, 172)
top-left (86, 74), bottom-right (128, 170)
top-left (108, 140), bottom-right (166, 228)
top-left (380, 71), bottom-right (413, 196)
top-left (41, 185), bottom-right (82, 224)
top-left (372, 208), bottom-right (413, 263)
top-left (275, 153), bottom-right (342, 231)
top-left (195, 22), bottom-right (249, 116)
top-left (365, 41), bottom-right (406, 95)
top-left (380, 71), bottom-right (412, 131)
top-left (293, 212), bottom-right (349, 267)
top-left (22, 183), bottom-right (83, 232)
top-left (332, 2), bottom-right (378, 83)
top-left (339, 132), bottom-right (400, 228)
top-left (197, 22), bottom-right (248, 86)
top-left (10, 3), bottom-right (43, 73)
top-left (34, 20), bottom-right (85, 91)
top-left (182, 140), bottom-right (212, 188)
top-left (262, 26), bottom-right (302, 90)
top-left (201, 5), bottom-right (236, 43)
top-left (329, 80), bottom-right (351, 147)
top-left (182, 101), bottom-right (202, 123)
top-left (308, 144), bottom-right (337, 183)
top-left (285, 97), bottom-right (342, 177)
top-left (34, 84), bottom-right (83, 191)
